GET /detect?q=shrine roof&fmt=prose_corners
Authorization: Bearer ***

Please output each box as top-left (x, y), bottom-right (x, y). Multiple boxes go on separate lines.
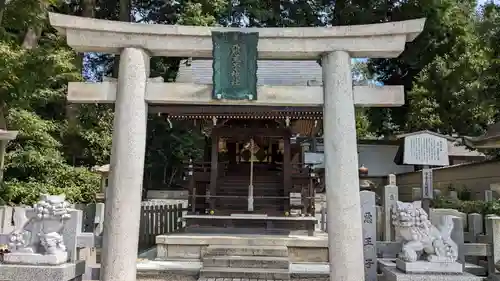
top-left (395, 130), bottom-right (457, 142)
top-left (177, 60), bottom-right (323, 86)
top-left (463, 121), bottom-right (500, 149)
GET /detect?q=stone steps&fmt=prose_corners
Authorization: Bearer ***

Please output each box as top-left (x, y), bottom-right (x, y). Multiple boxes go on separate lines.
top-left (198, 278), bottom-right (288, 281)
top-left (199, 267), bottom-right (290, 280)
top-left (205, 245), bottom-right (288, 257)
top-left (200, 243), bottom-right (291, 280)
top-left (203, 255), bottom-right (289, 269)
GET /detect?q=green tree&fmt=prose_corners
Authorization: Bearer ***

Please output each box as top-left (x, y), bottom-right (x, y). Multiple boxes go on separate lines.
top-left (0, 0), bottom-right (102, 205)
top-left (368, 0), bottom-right (495, 137)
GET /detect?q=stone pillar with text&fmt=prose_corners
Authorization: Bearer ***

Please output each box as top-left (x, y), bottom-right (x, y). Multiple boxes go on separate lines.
top-left (100, 48), bottom-right (149, 281)
top-left (322, 51), bottom-right (365, 281)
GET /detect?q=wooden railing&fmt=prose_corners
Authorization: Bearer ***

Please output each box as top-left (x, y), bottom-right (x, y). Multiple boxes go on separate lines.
top-left (183, 161), bottom-right (319, 216)
top-left (184, 161), bottom-right (309, 175)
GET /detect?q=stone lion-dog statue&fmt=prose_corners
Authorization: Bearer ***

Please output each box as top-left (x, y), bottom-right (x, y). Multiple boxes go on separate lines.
top-left (391, 201), bottom-right (458, 263)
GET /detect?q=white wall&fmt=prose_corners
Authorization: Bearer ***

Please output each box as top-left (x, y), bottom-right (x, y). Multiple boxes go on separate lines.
top-left (315, 144), bottom-right (414, 176)
top-left (357, 144), bottom-right (414, 176)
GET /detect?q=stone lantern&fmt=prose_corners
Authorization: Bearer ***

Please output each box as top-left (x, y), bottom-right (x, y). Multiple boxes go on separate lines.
top-left (358, 164), bottom-right (368, 177)
top-left (92, 164), bottom-right (109, 202)
top-left (359, 164), bottom-right (371, 190)
top-left (0, 130), bottom-right (18, 184)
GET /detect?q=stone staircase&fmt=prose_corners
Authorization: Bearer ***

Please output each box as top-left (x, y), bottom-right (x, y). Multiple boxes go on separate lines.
top-left (199, 244), bottom-right (291, 280)
top-left (215, 164), bottom-right (284, 213)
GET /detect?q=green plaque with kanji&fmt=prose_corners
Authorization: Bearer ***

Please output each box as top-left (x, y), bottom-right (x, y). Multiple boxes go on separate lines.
top-left (212, 31), bottom-right (258, 100)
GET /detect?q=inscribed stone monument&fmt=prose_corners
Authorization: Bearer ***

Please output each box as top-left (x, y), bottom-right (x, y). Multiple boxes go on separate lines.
top-left (383, 179), bottom-right (398, 241)
top-left (360, 191), bottom-right (377, 281)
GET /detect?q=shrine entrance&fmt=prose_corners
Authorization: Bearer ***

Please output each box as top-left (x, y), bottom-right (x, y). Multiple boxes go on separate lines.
top-left (50, 11), bottom-right (425, 281)
top-left (208, 120), bottom-right (291, 215)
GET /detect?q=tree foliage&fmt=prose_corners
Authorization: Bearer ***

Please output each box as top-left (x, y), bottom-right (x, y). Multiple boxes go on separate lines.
top-left (2, 0), bottom-right (500, 205)
top-left (368, 0), bottom-right (500, 138)
top-left (0, 5), bottom-right (101, 205)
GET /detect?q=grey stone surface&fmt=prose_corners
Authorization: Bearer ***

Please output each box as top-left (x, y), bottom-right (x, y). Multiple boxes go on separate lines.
top-left (100, 47), bottom-right (150, 281)
top-left (322, 50), bottom-right (365, 281)
top-left (467, 213), bottom-right (483, 247)
top-left (411, 187), bottom-right (420, 201)
top-left (64, 209), bottom-right (83, 262)
top-left (378, 258), bottom-right (397, 273)
top-left (395, 259), bottom-right (463, 274)
top-left (382, 266), bottom-right (482, 281)
top-left (205, 245), bottom-right (288, 257)
top-left (203, 256), bottom-right (289, 269)
top-left (136, 274), bottom-right (197, 281)
top-left (487, 216), bottom-right (500, 275)
top-left (429, 209), bottom-right (466, 226)
top-left (377, 242), bottom-right (402, 258)
top-left (200, 267), bottom-right (290, 280)
top-left (485, 190), bottom-right (493, 202)
top-left (451, 216), bottom-right (465, 266)
top-left (379, 258), bottom-right (486, 277)
top-left (360, 191), bottom-right (377, 281)
top-left (382, 185), bottom-right (398, 241)
top-left (197, 279), bottom-right (311, 281)
top-left (0, 261), bottom-right (85, 281)
top-left (76, 232), bottom-right (101, 248)
top-left (3, 251), bottom-right (68, 265)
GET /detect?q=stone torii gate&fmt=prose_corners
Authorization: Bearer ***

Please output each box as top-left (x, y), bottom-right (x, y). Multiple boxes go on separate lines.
top-left (49, 13), bottom-right (425, 281)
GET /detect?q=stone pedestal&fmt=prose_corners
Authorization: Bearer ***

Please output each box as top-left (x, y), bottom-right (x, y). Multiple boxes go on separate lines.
top-left (382, 266), bottom-right (482, 281)
top-left (0, 261), bottom-right (85, 281)
top-left (382, 259), bottom-right (479, 281)
top-left (396, 259), bottom-right (462, 274)
top-left (3, 252), bottom-right (68, 265)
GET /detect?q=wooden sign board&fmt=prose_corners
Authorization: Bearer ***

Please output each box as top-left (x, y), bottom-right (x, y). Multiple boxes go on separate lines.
top-left (403, 133), bottom-right (449, 166)
top-left (304, 152), bottom-right (324, 164)
top-left (211, 31), bottom-right (258, 101)
top-left (304, 152), bottom-right (324, 169)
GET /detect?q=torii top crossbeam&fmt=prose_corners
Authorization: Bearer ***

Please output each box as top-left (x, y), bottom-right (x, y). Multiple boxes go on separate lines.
top-left (49, 13), bottom-right (425, 59)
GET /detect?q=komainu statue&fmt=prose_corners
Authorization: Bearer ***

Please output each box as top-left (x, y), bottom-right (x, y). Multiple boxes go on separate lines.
top-left (5, 194), bottom-right (72, 265)
top-left (391, 201), bottom-right (458, 263)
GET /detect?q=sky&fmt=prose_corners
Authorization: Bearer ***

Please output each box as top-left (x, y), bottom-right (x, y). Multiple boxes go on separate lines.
top-left (478, 0), bottom-right (500, 6)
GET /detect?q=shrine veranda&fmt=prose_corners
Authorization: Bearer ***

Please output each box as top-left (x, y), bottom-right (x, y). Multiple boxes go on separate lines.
top-left (48, 13), bottom-right (425, 281)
